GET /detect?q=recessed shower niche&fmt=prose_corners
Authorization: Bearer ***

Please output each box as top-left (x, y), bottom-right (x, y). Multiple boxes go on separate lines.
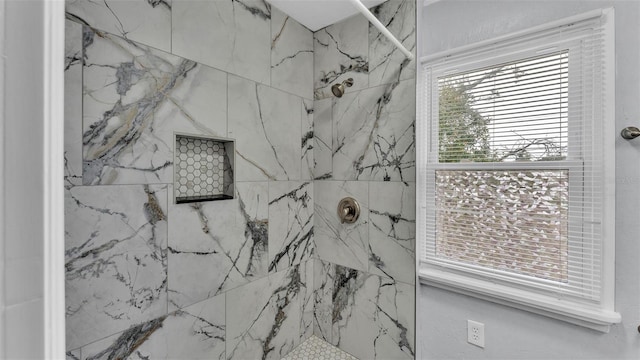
top-left (174, 133), bottom-right (235, 203)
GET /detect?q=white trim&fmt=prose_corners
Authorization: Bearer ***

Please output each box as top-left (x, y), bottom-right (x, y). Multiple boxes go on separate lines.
top-left (420, 265), bottom-right (621, 332)
top-left (416, 8), bottom-right (619, 332)
top-left (0, 0), bottom-right (6, 356)
top-left (419, 8), bottom-right (604, 63)
top-left (43, 0), bottom-right (66, 358)
top-left (347, 0), bottom-right (415, 61)
top-left (599, 7), bottom-right (616, 314)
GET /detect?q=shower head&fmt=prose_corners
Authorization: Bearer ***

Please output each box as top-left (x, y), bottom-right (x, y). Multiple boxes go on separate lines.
top-left (331, 78), bottom-right (354, 98)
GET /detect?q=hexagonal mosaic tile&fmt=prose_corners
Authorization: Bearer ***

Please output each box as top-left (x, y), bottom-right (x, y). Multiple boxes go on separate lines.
top-left (175, 135), bottom-right (233, 203)
top-left (282, 336), bottom-right (358, 360)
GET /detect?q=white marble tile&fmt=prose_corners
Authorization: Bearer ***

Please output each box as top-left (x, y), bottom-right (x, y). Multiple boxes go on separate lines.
top-left (80, 294), bottom-right (225, 360)
top-left (65, 20), bottom-right (83, 187)
top-left (65, 184), bottom-right (168, 350)
top-left (314, 14), bottom-right (369, 100)
top-left (368, 0), bottom-right (416, 87)
top-left (66, 349), bottom-right (80, 360)
top-left (82, 27), bottom-right (227, 185)
top-left (313, 259), bottom-right (334, 344)
top-left (226, 266), bottom-right (303, 360)
top-left (332, 79), bottom-right (415, 181)
top-left (368, 182), bottom-right (416, 285)
top-left (66, 0), bottom-right (171, 53)
top-left (228, 75), bottom-right (301, 181)
top-left (268, 181), bottom-right (314, 272)
top-left (313, 98), bottom-right (332, 180)
top-left (332, 266), bottom-right (415, 360)
top-left (301, 99), bottom-right (314, 181)
top-left (299, 259), bottom-right (315, 342)
top-left (314, 181), bottom-right (369, 272)
top-left (167, 182), bottom-right (268, 310)
top-left (172, 0), bottom-right (271, 85)
top-left (271, 7), bottom-right (314, 99)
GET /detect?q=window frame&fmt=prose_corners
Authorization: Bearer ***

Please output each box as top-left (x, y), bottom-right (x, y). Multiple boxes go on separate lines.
top-left (416, 8), bottom-right (619, 332)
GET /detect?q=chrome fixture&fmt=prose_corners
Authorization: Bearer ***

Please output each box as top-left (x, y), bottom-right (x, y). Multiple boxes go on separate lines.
top-left (337, 197), bottom-right (360, 224)
top-left (621, 126), bottom-right (640, 140)
top-left (331, 78), bottom-right (354, 98)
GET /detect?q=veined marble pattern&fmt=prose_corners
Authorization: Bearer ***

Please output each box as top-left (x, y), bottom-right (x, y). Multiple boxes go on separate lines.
top-left (66, 349), bottom-right (80, 360)
top-left (65, 184), bottom-right (168, 350)
top-left (80, 294), bottom-right (225, 360)
top-left (302, 99), bottom-right (314, 181)
top-left (313, 99), bottom-right (333, 180)
top-left (314, 14), bottom-right (369, 100)
top-left (332, 79), bottom-right (415, 181)
top-left (368, 182), bottom-right (416, 285)
top-left (82, 27), bottom-right (227, 185)
top-left (271, 8), bottom-right (314, 100)
top-left (300, 260), bottom-right (315, 341)
top-left (314, 181), bottom-right (369, 272)
top-left (332, 265), bottom-right (415, 360)
top-left (313, 260), bottom-right (335, 344)
top-left (226, 266), bottom-right (303, 360)
top-left (168, 182), bottom-right (268, 310)
top-left (268, 182), bottom-right (314, 272)
top-left (369, 0), bottom-right (416, 87)
top-left (65, 20), bottom-right (83, 188)
top-left (66, 0), bottom-right (172, 53)
top-left (172, 0), bottom-right (271, 85)
top-left (228, 75), bottom-right (301, 181)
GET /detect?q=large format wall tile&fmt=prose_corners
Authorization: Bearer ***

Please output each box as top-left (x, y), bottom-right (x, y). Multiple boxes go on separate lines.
top-left (300, 259), bottom-right (315, 341)
top-left (332, 265), bottom-right (415, 360)
top-left (172, 0), bottom-right (271, 85)
top-left (302, 99), bottom-right (314, 181)
top-left (369, 0), bottom-right (416, 87)
top-left (314, 14), bottom-right (369, 100)
top-left (66, 0), bottom-right (171, 53)
top-left (332, 79), bottom-right (415, 181)
top-left (314, 181), bottom-right (369, 271)
top-left (168, 183), bottom-right (268, 310)
top-left (80, 294), bottom-right (225, 360)
top-left (65, 185), bottom-right (168, 350)
top-left (271, 8), bottom-right (314, 99)
top-left (82, 27), bottom-right (227, 185)
top-left (369, 182), bottom-right (416, 285)
top-left (65, 20), bottom-right (83, 187)
top-left (313, 259), bottom-right (335, 343)
top-left (228, 75), bottom-right (301, 181)
top-left (268, 182), bottom-right (314, 272)
top-left (226, 266), bottom-right (303, 360)
top-left (313, 98), bottom-right (333, 180)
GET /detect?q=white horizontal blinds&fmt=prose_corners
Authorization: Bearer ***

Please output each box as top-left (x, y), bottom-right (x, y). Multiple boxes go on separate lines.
top-left (422, 16), bottom-right (606, 301)
top-left (438, 51), bottom-right (568, 163)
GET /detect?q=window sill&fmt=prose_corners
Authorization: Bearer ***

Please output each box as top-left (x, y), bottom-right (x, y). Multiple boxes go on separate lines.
top-left (419, 265), bottom-right (621, 333)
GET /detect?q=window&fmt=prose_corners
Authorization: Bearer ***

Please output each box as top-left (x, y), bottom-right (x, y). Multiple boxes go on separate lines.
top-left (417, 9), bottom-right (620, 331)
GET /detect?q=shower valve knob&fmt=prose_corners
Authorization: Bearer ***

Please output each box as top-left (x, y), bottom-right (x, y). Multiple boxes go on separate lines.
top-left (337, 197), bottom-right (360, 224)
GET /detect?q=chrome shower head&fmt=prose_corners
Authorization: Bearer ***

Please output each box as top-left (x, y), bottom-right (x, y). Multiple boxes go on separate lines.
top-left (331, 78), bottom-right (354, 98)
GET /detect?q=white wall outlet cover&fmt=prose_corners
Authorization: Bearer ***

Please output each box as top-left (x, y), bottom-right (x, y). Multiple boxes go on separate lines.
top-left (467, 320), bottom-right (485, 348)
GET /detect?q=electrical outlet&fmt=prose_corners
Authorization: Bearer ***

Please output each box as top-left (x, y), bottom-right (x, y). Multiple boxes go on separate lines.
top-left (467, 320), bottom-right (485, 348)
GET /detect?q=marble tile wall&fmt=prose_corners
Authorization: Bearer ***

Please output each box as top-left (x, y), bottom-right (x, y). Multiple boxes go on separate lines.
top-left (64, 1), bottom-right (315, 358)
top-left (312, 0), bottom-right (417, 359)
top-left (65, 0), bottom-right (416, 359)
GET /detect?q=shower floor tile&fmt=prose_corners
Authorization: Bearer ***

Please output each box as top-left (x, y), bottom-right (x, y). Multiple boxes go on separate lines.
top-left (283, 336), bottom-right (358, 360)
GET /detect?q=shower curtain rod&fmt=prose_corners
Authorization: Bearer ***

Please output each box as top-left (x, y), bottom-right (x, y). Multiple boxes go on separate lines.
top-left (347, 0), bottom-right (415, 61)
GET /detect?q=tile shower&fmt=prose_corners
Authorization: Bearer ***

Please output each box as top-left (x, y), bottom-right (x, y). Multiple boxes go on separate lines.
top-left (63, 0), bottom-right (415, 359)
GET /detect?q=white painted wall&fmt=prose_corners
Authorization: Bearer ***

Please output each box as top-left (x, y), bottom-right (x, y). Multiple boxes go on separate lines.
top-left (2, 0), bottom-right (66, 355)
top-left (418, 1), bottom-right (640, 358)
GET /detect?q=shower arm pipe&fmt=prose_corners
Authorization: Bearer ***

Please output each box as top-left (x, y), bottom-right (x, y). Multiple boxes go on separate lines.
top-left (347, 0), bottom-right (414, 61)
